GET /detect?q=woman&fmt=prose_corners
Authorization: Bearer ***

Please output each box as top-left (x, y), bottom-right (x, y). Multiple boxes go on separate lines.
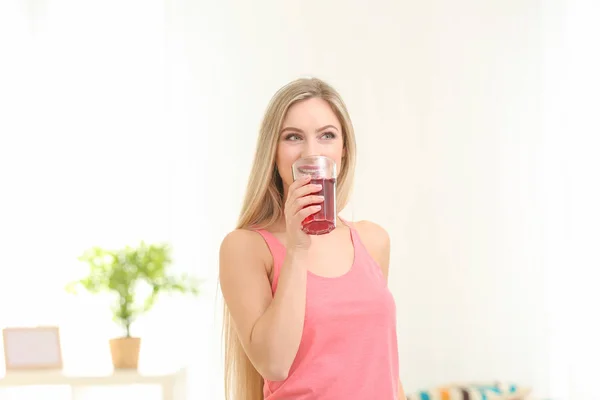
top-left (220, 78), bottom-right (405, 400)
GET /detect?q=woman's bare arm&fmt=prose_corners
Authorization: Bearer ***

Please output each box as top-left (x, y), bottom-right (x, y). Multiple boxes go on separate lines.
top-left (219, 229), bottom-right (308, 381)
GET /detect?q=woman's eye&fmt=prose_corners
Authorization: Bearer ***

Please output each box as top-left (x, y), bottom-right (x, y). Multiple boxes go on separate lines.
top-left (322, 132), bottom-right (336, 139)
top-left (285, 134), bottom-right (302, 141)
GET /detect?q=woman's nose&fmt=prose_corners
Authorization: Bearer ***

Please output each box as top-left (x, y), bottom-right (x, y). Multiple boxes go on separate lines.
top-left (301, 138), bottom-right (319, 158)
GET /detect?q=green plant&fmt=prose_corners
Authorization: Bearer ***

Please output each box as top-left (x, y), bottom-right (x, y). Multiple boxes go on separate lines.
top-left (66, 241), bottom-right (201, 338)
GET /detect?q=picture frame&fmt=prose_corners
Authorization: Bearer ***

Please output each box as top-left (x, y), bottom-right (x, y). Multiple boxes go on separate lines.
top-left (2, 326), bottom-right (63, 371)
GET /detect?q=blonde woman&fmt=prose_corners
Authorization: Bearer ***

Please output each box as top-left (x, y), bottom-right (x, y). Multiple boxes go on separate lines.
top-left (220, 78), bottom-right (405, 400)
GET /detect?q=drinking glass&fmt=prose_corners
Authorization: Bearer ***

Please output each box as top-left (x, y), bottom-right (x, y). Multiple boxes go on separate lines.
top-left (291, 155), bottom-right (337, 235)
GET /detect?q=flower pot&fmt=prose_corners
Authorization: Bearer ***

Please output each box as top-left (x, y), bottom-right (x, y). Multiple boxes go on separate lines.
top-left (109, 337), bottom-right (141, 369)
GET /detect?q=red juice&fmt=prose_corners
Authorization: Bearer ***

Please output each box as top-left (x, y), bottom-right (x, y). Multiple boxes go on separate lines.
top-left (302, 177), bottom-right (336, 235)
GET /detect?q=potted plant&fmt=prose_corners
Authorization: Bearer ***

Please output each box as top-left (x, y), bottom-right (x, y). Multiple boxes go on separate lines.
top-left (66, 241), bottom-right (201, 370)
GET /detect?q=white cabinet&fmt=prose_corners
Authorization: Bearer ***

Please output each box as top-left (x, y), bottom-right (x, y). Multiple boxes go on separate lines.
top-left (0, 369), bottom-right (186, 400)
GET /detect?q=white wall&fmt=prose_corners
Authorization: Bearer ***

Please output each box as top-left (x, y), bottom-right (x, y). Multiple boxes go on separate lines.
top-left (168, 0), bottom-right (568, 397)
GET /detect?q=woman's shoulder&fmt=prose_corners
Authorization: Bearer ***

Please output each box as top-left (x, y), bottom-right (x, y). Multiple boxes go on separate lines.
top-left (219, 228), bottom-right (271, 261)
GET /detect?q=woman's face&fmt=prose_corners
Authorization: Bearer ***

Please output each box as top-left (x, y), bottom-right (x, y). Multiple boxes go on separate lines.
top-left (276, 97), bottom-right (345, 193)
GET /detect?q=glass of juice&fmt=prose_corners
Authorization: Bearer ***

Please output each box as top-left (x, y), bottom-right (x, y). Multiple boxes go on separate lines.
top-left (291, 155), bottom-right (337, 235)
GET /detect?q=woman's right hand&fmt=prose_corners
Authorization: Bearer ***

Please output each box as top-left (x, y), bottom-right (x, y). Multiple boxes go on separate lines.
top-left (284, 175), bottom-right (324, 252)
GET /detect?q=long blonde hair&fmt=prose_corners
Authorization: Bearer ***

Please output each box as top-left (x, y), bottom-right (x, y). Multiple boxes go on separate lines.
top-left (222, 77), bottom-right (357, 400)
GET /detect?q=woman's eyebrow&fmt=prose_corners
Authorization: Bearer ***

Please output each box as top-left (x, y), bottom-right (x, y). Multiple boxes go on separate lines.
top-left (280, 125), bottom-right (339, 134)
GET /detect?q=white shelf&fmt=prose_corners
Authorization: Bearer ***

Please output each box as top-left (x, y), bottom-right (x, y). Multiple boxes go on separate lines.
top-left (0, 369), bottom-right (186, 400)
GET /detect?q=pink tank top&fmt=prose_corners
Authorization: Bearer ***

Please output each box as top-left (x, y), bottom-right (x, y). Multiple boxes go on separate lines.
top-left (255, 222), bottom-right (400, 400)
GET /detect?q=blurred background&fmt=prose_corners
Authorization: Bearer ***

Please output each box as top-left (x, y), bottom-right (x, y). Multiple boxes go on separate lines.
top-left (1, 0), bottom-right (599, 399)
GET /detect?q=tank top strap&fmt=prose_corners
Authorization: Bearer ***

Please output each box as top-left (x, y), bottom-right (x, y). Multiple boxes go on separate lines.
top-left (338, 217), bottom-right (360, 242)
top-left (253, 229), bottom-right (286, 293)
top-left (338, 218), bottom-right (386, 281)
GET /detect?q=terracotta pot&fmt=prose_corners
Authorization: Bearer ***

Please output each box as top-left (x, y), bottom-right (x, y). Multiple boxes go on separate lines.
top-left (109, 337), bottom-right (141, 369)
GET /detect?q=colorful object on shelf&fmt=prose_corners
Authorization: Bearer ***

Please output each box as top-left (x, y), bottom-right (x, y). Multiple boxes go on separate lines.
top-left (407, 381), bottom-right (532, 400)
